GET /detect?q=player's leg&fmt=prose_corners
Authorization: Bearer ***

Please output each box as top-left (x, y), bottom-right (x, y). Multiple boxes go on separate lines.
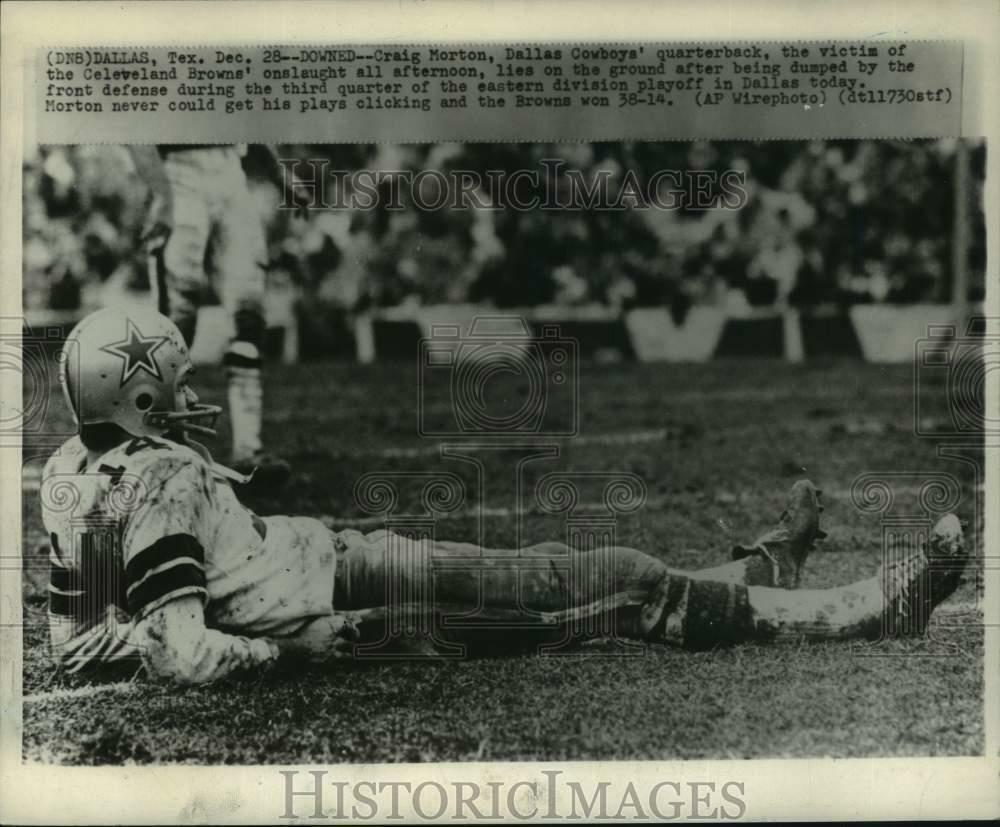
top-left (332, 511), bottom-right (966, 654)
top-left (332, 528), bottom-right (669, 654)
top-left (328, 480), bottom-right (827, 644)
top-left (329, 477), bottom-right (811, 650)
top-left (151, 152), bottom-right (212, 347)
top-left (422, 511), bottom-right (965, 650)
top-left (212, 147), bottom-right (289, 483)
top-left (364, 478), bottom-right (825, 603)
top-left (642, 513), bottom-right (967, 647)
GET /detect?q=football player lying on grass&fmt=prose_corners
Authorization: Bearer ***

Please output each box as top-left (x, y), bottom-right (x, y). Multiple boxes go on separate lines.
top-left (42, 308), bottom-right (970, 685)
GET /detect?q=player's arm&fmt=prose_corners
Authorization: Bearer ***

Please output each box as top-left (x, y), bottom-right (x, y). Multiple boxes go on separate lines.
top-left (122, 454), bottom-right (281, 685)
top-left (135, 593), bottom-right (278, 686)
top-left (128, 146), bottom-right (171, 200)
top-left (126, 453), bottom-right (355, 684)
top-left (127, 146), bottom-right (174, 245)
top-left (136, 592), bottom-right (359, 684)
top-left (257, 145), bottom-right (312, 213)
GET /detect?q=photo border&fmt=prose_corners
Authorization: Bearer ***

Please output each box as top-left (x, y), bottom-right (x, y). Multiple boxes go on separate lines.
top-left (2, 0), bottom-right (997, 822)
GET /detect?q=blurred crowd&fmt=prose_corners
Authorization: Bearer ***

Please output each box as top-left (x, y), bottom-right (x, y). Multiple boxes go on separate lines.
top-left (23, 140), bottom-right (986, 320)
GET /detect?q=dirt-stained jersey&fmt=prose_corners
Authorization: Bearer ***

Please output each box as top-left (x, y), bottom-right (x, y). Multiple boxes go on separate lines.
top-left (41, 435), bottom-right (336, 672)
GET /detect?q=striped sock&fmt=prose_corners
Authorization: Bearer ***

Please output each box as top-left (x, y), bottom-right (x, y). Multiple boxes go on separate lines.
top-left (642, 575), bottom-right (756, 650)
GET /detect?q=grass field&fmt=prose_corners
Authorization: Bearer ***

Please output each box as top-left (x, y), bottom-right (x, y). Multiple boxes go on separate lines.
top-left (20, 358), bottom-right (985, 763)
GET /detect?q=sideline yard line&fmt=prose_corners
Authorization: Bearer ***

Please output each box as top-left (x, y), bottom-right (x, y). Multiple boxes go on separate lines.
top-left (23, 680), bottom-right (139, 705)
top-left (357, 428), bottom-right (672, 459)
top-left (323, 500), bottom-right (650, 528)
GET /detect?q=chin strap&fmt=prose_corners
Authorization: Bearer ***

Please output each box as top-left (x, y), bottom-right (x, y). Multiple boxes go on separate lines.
top-left (158, 427), bottom-right (255, 486)
top-left (210, 461), bottom-right (255, 486)
top-left (184, 435), bottom-right (256, 485)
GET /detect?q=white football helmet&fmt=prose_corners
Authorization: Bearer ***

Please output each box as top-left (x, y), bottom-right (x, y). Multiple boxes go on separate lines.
top-left (60, 306), bottom-right (221, 439)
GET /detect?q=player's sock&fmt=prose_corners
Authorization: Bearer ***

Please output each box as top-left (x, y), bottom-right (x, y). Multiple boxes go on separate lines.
top-left (225, 308), bottom-right (266, 463)
top-left (731, 479), bottom-right (827, 588)
top-left (748, 513), bottom-right (967, 642)
top-left (640, 573), bottom-right (756, 649)
top-left (224, 340), bottom-right (263, 462)
top-left (224, 310), bottom-right (291, 486)
top-left (644, 514), bottom-right (967, 648)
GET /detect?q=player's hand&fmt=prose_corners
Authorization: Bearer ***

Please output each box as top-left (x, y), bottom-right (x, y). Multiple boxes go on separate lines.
top-left (276, 614), bottom-right (360, 663)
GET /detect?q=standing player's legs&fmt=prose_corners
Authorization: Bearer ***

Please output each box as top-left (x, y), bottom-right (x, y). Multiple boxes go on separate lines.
top-left (212, 148), bottom-right (287, 479)
top-left (150, 151), bottom-right (213, 347)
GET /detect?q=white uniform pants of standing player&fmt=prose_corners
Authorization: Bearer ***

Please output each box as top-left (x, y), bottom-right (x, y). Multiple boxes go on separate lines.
top-left (150, 145), bottom-right (268, 462)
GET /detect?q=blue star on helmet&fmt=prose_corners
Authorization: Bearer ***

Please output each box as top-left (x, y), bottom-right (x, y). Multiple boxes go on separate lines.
top-left (100, 319), bottom-right (169, 386)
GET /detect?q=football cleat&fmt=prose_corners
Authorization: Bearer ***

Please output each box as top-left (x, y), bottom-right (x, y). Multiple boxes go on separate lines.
top-left (731, 479), bottom-right (826, 588)
top-left (879, 513), bottom-right (968, 637)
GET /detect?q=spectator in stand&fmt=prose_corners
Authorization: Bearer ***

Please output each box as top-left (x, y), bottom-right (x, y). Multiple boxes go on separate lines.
top-left (22, 140), bottom-right (986, 337)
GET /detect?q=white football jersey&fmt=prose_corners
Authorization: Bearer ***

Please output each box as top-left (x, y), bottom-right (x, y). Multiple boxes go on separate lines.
top-left (41, 435), bottom-right (336, 672)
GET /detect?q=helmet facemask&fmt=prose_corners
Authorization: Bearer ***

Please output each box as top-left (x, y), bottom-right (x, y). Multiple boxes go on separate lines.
top-left (145, 364), bottom-right (222, 439)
